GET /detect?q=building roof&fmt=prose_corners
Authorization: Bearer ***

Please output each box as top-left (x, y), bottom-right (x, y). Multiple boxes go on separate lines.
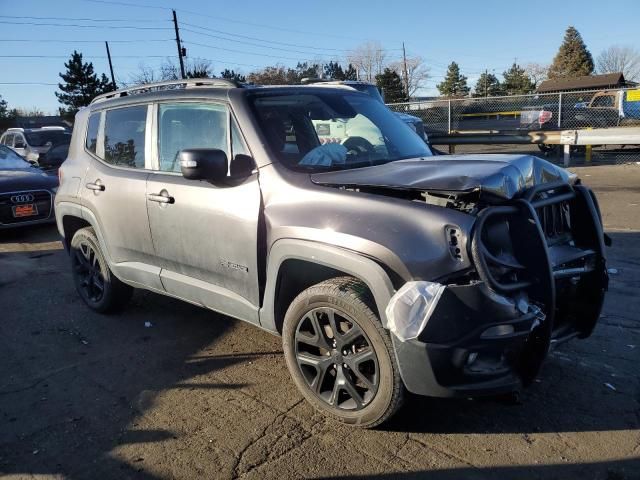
top-left (537, 72), bottom-right (626, 93)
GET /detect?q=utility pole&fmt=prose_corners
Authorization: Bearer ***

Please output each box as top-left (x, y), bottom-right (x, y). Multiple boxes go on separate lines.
top-left (172, 9), bottom-right (186, 79)
top-left (105, 41), bottom-right (116, 89)
top-left (484, 68), bottom-right (488, 98)
top-left (402, 42), bottom-right (410, 98)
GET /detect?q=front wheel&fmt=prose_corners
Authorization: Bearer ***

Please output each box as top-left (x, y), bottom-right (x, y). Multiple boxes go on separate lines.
top-left (282, 277), bottom-right (404, 428)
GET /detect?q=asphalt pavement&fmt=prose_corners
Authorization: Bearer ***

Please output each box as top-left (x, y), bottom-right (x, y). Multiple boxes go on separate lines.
top-left (0, 164), bottom-right (639, 480)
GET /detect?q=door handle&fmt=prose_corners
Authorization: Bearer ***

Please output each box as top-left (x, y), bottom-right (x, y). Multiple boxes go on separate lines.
top-left (86, 182), bottom-right (105, 191)
top-left (147, 193), bottom-right (175, 204)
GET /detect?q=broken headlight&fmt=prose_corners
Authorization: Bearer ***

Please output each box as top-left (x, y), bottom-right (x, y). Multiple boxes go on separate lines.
top-left (385, 281), bottom-right (445, 341)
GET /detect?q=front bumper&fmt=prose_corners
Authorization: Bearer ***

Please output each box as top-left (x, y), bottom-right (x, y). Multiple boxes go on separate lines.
top-left (392, 182), bottom-right (608, 398)
top-left (393, 281), bottom-right (544, 397)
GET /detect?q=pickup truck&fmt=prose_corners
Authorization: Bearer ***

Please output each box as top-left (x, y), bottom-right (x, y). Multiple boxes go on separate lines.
top-left (574, 89), bottom-right (640, 128)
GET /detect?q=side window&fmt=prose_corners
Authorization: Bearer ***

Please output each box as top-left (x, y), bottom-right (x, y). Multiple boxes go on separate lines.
top-left (157, 103), bottom-right (228, 172)
top-left (85, 112), bottom-right (100, 154)
top-left (2, 134), bottom-right (12, 146)
top-left (104, 105), bottom-right (147, 168)
top-left (592, 95), bottom-right (615, 108)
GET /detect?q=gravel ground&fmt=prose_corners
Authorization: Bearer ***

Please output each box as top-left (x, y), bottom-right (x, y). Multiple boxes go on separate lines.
top-left (0, 164), bottom-right (639, 480)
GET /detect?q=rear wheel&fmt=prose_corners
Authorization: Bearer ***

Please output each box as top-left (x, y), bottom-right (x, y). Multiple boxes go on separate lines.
top-left (70, 227), bottom-right (133, 313)
top-left (282, 277), bottom-right (404, 428)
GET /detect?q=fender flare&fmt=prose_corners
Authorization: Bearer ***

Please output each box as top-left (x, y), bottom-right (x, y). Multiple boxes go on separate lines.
top-left (259, 238), bottom-right (396, 332)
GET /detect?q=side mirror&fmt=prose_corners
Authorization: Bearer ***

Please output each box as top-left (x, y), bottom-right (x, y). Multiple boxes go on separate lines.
top-left (179, 149), bottom-right (228, 182)
top-left (14, 141), bottom-right (26, 149)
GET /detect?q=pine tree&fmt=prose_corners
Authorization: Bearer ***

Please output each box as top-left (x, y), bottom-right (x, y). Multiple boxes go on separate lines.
top-left (437, 62), bottom-right (470, 97)
top-left (502, 63), bottom-right (534, 95)
top-left (375, 68), bottom-right (407, 103)
top-left (220, 69), bottom-right (246, 83)
top-left (324, 61), bottom-right (346, 80)
top-left (343, 64), bottom-right (358, 81)
top-left (56, 51), bottom-right (114, 119)
top-left (0, 95), bottom-right (8, 119)
top-left (548, 26), bottom-right (594, 79)
top-left (474, 72), bottom-right (503, 97)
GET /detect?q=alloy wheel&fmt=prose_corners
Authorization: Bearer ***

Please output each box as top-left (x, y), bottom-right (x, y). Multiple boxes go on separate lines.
top-left (73, 240), bottom-right (105, 303)
top-left (294, 307), bottom-right (379, 411)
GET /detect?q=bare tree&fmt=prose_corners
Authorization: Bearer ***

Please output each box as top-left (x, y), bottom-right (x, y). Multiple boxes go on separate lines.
top-left (128, 58), bottom-right (214, 86)
top-left (347, 42), bottom-right (387, 83)
top-left (524, 63), bottom-right (549, 89)
top-left (389, 56), bottom-right (430, 97)
top-left (597, 45), bottom-right (640, 81)
top-left (128, 63), bottom-right (160, 86)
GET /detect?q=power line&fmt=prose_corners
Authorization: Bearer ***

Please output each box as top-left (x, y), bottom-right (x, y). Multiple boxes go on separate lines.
top-left (0, 15), bottom-right (167, 23)
top-left (0, 39), bottom-right (174, 43)
top-left (182, 39), bottom-right (328, 62)
top-left (181, 21), bottom-right (393, 53)
top-left (0, 20), bottom-right (172, 30)
top-left (0, 55), bottom-right (170, 59)
top-left (83, 0), bottom-right (171, 9)
top-left (181, 28), bottom-right (341, 58)
top-left (80, 0), bottom-right (366, 41)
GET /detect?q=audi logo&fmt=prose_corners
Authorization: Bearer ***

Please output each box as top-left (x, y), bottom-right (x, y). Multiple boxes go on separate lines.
top-left (10, 194), bottom-right (35, 203)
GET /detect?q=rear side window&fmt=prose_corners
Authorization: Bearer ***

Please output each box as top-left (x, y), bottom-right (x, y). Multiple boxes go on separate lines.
top-left (85, 112), bottom-right (100, 154)
top-left (104, 106), bottom-right (147, 168)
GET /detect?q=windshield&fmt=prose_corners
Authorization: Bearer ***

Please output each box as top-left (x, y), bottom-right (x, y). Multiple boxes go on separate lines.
top-left (0, 145), bottom-right (31, 169)
top-left (249, 91), bottom-right (431, 172)
top-left (24, 130), bottom-right (71, 147)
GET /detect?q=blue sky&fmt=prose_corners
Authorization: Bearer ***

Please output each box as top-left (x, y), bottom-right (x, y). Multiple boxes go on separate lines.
top-left (1, 0), bottom-right (639, 114)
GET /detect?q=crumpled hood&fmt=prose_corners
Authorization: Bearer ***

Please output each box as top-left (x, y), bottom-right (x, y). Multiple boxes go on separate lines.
top-left (311, 154), bottom-right (574, 200)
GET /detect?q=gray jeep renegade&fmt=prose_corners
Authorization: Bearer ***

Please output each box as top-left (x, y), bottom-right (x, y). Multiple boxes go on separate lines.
top-left (55, 79), bottom-right (609, 427)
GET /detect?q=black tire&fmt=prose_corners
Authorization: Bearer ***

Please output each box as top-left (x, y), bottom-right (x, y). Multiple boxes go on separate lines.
top-left (70, 227), bottom-right (133, 313)
top-left (282, 276), bottom-right (404, 428)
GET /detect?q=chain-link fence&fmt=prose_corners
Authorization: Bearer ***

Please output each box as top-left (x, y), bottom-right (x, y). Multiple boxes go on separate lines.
top-left (387, 87), bottom-right (640, 164)
top-left (388, 87), bottom-right (640, 134)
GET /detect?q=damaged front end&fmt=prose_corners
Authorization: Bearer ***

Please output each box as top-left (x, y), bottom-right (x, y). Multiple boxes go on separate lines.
top-left (312, 155), bottom-right (609, 397)
top-left (386, 181), bottom-right (609, 398)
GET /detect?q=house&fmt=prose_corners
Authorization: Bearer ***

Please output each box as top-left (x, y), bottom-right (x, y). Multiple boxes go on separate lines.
top-left (536, 72), bottom-right (635, 93)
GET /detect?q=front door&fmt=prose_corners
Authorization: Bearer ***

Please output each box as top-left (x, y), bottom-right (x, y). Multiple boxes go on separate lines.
top-left (146, 102), bottom-right (261, 323)
top-left (80, 105), bottom-right (162, 290)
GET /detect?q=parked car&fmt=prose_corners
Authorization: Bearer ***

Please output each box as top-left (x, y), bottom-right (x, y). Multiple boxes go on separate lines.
top-left (573, 89), bottom-right (640, 128)
top-left (40, 143), bottom-right (70, 170)
top-left (0, 126), bottom-right (71, 166)
top-left (55, 79), bottom-right (609, 427)
top-left (0, 145), bottom-right (58, 228)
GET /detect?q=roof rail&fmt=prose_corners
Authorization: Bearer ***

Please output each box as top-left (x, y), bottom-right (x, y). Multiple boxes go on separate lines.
top-left (90, 78), bottom-right (239, 105)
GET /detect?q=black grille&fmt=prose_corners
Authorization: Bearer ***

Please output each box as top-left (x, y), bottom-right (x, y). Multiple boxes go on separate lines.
top-left (0, 190), bottom-right (52, 224)
top-left (536, 200), bottom-right (571, 244)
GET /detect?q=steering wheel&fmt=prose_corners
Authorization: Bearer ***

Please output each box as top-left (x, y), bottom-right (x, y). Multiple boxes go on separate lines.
top-left (342, 136), bottom-right (375, 165)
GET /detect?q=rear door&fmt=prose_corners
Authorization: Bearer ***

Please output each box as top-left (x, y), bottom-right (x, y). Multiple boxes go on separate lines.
top-left (80, 104), bottom-right (162, 290)
top-left (145, 101), bottom-right (262, 323)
